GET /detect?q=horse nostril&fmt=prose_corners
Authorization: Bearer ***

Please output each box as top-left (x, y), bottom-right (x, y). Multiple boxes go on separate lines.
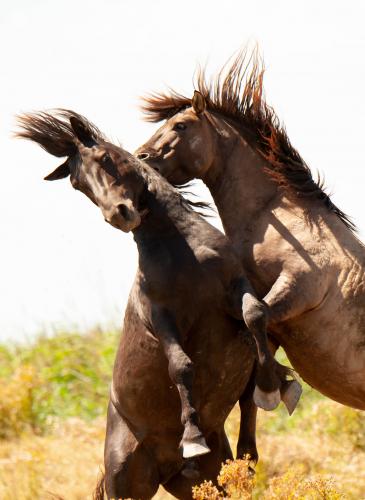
top-left (136, 152), bottom-right (150, 160)
top-left (118, 203), bottom-right (132, 221)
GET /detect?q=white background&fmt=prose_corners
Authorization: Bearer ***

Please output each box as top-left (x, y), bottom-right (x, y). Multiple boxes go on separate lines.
top-left (1, 0), bottom-right (365, 340)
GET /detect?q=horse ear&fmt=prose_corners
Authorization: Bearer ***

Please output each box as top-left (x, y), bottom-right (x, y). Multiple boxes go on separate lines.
top-left (192, 91), bottom-right (206, 115)
top-left (69, 116), bottom-right (94, 146)
top-left (44, 158), bottom-right (70, 181)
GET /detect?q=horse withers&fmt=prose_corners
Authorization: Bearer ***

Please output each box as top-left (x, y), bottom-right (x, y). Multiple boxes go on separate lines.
top-left (17, 110), bottom-right (298, 499)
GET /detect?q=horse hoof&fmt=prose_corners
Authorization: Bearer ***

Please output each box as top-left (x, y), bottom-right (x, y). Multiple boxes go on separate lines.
top-left (182, 437), bottom-right (211, 459)
top-left (281, 380), bottom-right (302, 415)
top-left (181, 460), bottom-right (200, 479)
top-left (253, 386), bottom-right (281, 411)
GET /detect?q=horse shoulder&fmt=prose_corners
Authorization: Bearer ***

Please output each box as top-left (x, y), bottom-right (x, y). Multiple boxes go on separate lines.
top-left (248, 202), bottom-right (342, 287)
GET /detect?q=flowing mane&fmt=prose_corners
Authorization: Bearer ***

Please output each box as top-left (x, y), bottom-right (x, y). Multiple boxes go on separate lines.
top-left (16, 109), bottom-right (211, 216)
top-left (16, 109), bottom-right (105, 157)
top-left (141, 49), bottom-right (355, 232)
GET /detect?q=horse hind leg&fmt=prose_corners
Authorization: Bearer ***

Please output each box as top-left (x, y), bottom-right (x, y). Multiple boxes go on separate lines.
top-left (237, 367), bottom-right (258, 466)
top-left (103, 401), bottom-right (159, 500)
top-left (235, 339), bottom-right (301, 475)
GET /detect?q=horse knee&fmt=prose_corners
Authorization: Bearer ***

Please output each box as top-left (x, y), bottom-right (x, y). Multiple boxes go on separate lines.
top-left (242, 294), bottom-right (268, 335)
top-left (168, 350), bottom-right (194, 385)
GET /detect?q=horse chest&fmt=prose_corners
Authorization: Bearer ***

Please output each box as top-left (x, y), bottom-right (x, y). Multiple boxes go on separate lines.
top-left (138, 254), bottom-right (226, 306)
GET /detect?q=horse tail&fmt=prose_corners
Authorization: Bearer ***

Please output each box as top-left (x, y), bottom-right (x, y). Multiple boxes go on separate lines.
top-left (93, 469), bottom-right (106, 500)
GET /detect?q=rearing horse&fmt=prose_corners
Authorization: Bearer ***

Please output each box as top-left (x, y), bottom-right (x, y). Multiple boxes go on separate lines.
top-left (17, 110), bottom-right (296, 499)
top-left (136, 50), bottom-right (365, 460)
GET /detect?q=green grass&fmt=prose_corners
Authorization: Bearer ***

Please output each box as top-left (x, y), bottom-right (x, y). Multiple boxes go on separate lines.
top-left (1, 331), bottom-right (365, 450)
top-left (0, 330), bottom-right (119, 437)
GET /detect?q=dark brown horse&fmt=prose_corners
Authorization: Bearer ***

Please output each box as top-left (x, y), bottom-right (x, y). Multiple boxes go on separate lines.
top-left (17, 110), bottom-right (296, 499)
top-left (136, 49), bottom-right (365, 464)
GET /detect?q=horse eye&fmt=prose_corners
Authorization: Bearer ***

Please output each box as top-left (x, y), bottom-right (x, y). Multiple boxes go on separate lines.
top-left (100, 153), bottom-right (110, 164)
top-left (174, 122), bottom-right (187, 131)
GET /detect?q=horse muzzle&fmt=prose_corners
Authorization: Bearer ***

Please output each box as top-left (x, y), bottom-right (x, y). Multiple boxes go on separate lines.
top-left (104, 203), bottom-right (142, 233)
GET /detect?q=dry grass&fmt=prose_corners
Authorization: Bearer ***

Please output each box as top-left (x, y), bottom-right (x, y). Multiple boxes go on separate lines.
top-left (226, 403), bottom-right (365, 499)
top-left (1, 334), bottom-right (364, 499)
top-left (192, 458), bottom-right (254, 500)
top-left (0, 400), bottom-right (364, 499)
top-left (0, 418), bottom-right (105, 500)
top-left (193, 460), bottom-right (344, 500)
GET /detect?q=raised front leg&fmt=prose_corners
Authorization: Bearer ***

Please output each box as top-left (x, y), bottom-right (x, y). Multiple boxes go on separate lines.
top-left (151, 305), bottom-right (210, 459)
top-left (242, 289), bottom-right (283, 410)
top-left (229, 276), bottom-right (301, 412)
top-left (243, 292), bottom-right (302, 412)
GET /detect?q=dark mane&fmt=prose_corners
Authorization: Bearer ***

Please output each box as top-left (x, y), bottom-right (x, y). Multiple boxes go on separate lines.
top-left (134, 155), bottom-right (213, 217)
top-left (175, 182), bottom-right (214, 216)
top-left (15, 109), bottom-right (105, 158)
top-left (141, 49), bottom-right (355, 232)
top-left (16, 108), bottom-right (211, 217)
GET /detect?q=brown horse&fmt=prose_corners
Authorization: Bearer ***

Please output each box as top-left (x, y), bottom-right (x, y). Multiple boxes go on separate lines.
top-left (17, 110), bottom-right (295, 499)
top-left (136, 50), bottom-right (365, 458)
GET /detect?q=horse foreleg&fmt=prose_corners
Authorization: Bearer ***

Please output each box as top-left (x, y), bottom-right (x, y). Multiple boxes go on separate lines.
top-left (261, 272), bottom-right (327, 412)
top-left (239, 274), bottom-right (304, 413)
top-left (242, 290), bottom-right (282, 410)
top-left (151, 305), bottom-right (210, 459)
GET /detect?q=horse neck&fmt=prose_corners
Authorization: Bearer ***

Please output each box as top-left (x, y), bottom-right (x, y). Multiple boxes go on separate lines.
top-left (203, 132), bottom-right (278, 256)
top-left (132, 176), bottom-right (196, 264)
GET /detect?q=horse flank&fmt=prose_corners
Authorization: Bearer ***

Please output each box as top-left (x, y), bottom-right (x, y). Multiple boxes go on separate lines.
top-left (141, 48), bottom-right (356, 232)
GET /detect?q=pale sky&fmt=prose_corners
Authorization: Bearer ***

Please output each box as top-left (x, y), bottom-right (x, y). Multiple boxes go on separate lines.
top-left (1, 0), bottom-right (365, 341)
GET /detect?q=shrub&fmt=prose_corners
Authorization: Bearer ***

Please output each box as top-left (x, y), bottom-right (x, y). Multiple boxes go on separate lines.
top-left (0, 365), bottom-right (40, 438)
top-left (263, 466), bottom-right (343, 499)
top-left (193, 458), bottom-right (253, 500)
top-left (192, 461), bottom-right (343, 500)
top-left (0, 330), bottom-right (118, 437)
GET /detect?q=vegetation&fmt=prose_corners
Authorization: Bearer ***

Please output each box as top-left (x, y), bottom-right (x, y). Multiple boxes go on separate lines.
top-left (0, 330), bottom-right (117, 438)
top-left (0, 331), bottom-right (364, 499)
top-left (193, 459), bottom-right (343, 499)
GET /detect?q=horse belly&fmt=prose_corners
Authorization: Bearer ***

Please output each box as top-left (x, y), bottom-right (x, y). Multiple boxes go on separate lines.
top-left (278, 301), bottom-right (365, 410)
